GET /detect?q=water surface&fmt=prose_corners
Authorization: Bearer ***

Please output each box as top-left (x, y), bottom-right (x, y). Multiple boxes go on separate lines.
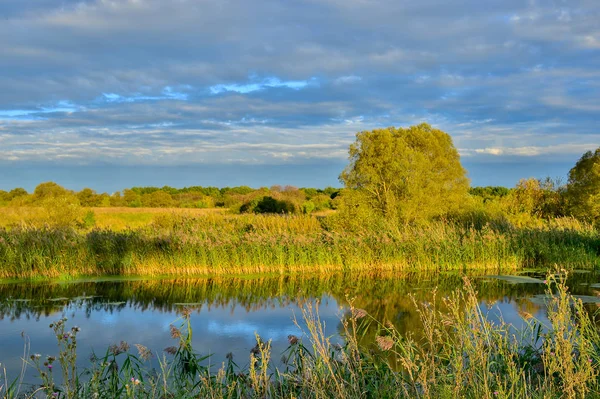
top-left (1, 270), bottom-right (598, 384)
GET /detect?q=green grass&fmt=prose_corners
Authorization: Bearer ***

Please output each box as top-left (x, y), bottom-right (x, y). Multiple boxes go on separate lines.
top-left (0, 213), bottom-right (598, 279)
top-left (3, 274), bottom-right (600, 398)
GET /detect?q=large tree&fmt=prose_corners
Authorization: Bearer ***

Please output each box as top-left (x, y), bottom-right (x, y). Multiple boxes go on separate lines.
top-left (566, 147), bottom-right (600, 224)
top-left (339, 123), bottom-right (469, 223)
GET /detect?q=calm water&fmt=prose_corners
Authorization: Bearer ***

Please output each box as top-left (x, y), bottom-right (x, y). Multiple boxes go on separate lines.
top-left (0, 271), bottom-right (599, 384)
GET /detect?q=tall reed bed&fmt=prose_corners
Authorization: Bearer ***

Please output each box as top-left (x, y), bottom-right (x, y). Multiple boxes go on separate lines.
top-left (2, 274), bottom-right (600, 398)
top-left (0, 214), bottom-right (598, 279)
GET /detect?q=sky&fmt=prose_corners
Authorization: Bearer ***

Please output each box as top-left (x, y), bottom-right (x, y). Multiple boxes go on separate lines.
top-left (0, 0), bottom-right (599, 192)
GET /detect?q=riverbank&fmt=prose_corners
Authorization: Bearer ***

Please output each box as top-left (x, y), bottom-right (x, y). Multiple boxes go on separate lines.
top-left (0, 214), bottom-right (598, 279)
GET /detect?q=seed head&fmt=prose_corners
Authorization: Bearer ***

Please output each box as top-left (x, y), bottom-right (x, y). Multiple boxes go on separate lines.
top-left (376, 336), bottom-right (394, 351)
top-left (287, 335), bottom-right (299, 345)
top-left (164, 346), bottom-right (178, 355)
top-left (352, 308), bottom-right (368, 320)
top-left (170, 325), bottom-right (181, 339)
top-left (135, 344), bottom-right (153, 361)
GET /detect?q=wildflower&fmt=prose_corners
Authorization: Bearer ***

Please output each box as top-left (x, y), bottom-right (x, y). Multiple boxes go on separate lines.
top-left (543, 280), bottom-right (548, 284)
top-left (493, 392), bottom-right (499, 396)
top-left (48, 364), bottom-right (53, 370)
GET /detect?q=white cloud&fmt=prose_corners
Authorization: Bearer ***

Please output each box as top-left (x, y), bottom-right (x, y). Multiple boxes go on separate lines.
top-left (209, 77), bottom-right (313, 95)
top-left (474, 143), bottom-right (598, 157)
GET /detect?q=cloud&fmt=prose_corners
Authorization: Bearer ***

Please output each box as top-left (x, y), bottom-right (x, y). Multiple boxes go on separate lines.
top-left (209, 77), bottom-right (315, 95)
top-left (473, 144), bottom-right (599, 157)
top-left (101, 86), bottom-right (189, 103)
top-left (0, 0), bottom-right (598, 187)
top-left (0, 101), bottom-right (82, 121)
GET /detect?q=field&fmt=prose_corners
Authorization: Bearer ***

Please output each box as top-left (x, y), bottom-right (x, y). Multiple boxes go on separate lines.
top-left (91, 207), bottom-right (227, 229)
top-left (0, 207), bottom-right (227, 230)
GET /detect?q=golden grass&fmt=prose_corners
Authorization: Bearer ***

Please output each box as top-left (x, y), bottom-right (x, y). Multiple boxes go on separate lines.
top-left (91, 207), bottom-right (226, 215)
top-left (0, 206), bottom-right (227, 230)
top-left (91, 207), bottom-right (226, 230)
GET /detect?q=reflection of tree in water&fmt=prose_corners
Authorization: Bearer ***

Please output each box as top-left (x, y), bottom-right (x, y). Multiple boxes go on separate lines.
top-left (0, 270), bottom-right (598, 341)
top-left (331, 271), bottom-right (600, 353)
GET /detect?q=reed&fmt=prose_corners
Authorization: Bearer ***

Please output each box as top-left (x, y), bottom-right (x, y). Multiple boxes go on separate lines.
top-left (0, 213), bottom-right (598, 279)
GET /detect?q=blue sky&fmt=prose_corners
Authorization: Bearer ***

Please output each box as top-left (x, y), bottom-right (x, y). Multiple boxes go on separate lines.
top-left (0, 0), bottom-right (599, 192)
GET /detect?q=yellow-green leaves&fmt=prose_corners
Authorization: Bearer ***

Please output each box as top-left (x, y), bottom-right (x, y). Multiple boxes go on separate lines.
top-left (339, 123), bottom-right (469, 224)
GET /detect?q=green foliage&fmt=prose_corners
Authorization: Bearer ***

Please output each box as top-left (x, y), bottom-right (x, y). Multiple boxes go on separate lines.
top-left (340, 123), bottom-right (470, 224)
top-left (502, 178), bottom-right (565, 225)
top-left (302, 201), bottom-right (316, 214)
top-left (109, 191), bottom-right (125, 207)
top-left (122, 189), bottom-right (142, 207)
top-left (566, 147), bottom-right (600, 225)
top-left (241, 196), bottom-right (297, 214)
top-left (33, 181), bottom-right (71, 201)
top-left (77, 188), bottom-right (102, 207)
top-left (41, 196), bottom-right (85, 228)
top-left (82, 210), bottom-right (96, 229)
top-left (8, 187), bottom-right (28, 200)
top-left (470, 186), bottom-right (510, 202)
top-left (141, 190), bottom-right (174, 208)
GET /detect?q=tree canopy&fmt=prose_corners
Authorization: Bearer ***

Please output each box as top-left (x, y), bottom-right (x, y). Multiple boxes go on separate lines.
top-left (339, 123), bottom-right (469, 223)
top-left (566, 147), bottom-right (600, 224)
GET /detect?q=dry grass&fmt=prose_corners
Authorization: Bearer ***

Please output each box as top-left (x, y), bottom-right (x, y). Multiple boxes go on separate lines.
top-left (91, 207), bottom-right (225, 215)
top-left (90, 207), bottom-right (226, 230)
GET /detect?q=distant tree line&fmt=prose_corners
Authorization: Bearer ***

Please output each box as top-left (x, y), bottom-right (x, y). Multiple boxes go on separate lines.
top-left (0, 183), bottom-right (340, 215)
